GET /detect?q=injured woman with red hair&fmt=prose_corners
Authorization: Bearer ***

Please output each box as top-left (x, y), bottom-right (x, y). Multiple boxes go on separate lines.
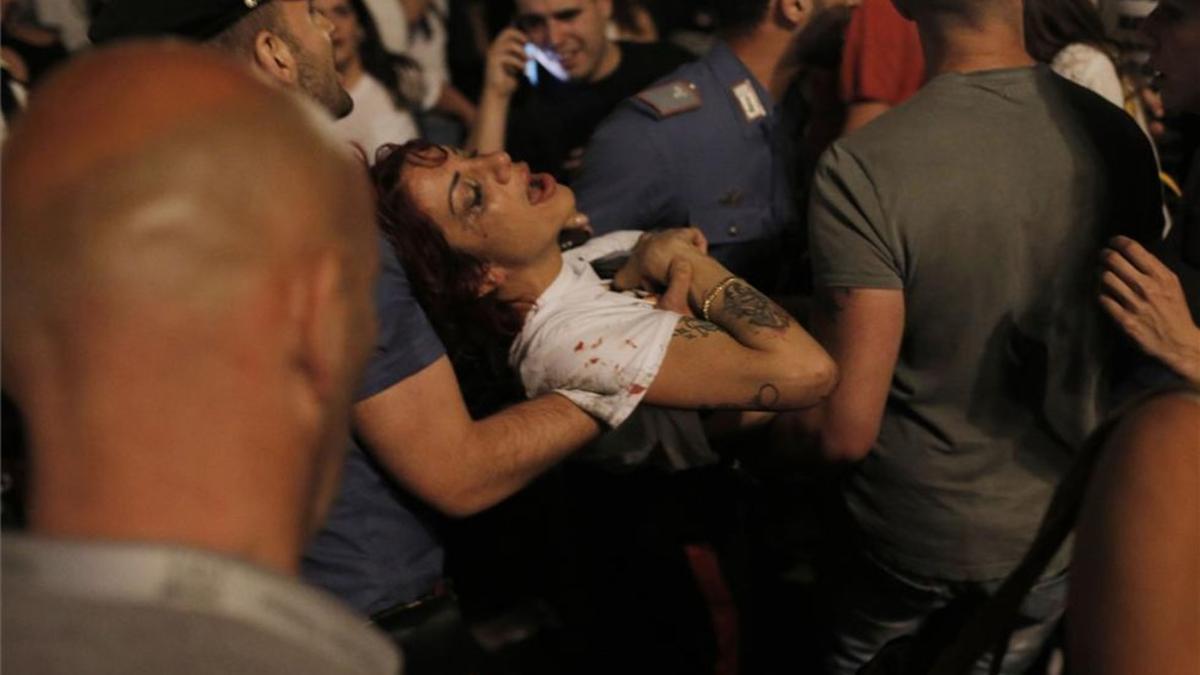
top-left (371, 141), bottom-right (836, 459)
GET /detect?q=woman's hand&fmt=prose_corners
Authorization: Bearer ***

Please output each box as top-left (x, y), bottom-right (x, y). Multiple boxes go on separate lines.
top-left (1100, 235), bottom-right (1200, 385)
top-left (612, 227), bottom-right (708, 291)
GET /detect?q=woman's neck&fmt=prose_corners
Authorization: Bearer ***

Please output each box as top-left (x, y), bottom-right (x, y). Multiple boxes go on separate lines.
top-left (496, 247), bottom-right (565, 317)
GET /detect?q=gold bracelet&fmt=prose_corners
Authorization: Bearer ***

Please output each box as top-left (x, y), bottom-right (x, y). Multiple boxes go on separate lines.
top-left (701, 275), bottom-right (739, 322)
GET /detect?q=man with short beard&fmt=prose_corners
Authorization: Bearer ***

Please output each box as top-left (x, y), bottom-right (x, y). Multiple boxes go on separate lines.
top-left (92, 0), bottom-right (353, 117)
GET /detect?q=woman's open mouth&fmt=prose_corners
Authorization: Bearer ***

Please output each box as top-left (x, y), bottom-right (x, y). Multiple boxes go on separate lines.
top-left (527, 173), bottom-right (557, 205)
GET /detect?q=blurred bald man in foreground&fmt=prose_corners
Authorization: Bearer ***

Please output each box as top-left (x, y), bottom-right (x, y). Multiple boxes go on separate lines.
top-left (1, 42), bottom-right (398, 675)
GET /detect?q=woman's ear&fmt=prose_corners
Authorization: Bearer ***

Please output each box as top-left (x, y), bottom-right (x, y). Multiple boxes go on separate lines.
top-left (252, 29), bottom-right (299, 87)
top-left (476, 265), bottom-right (508, 297)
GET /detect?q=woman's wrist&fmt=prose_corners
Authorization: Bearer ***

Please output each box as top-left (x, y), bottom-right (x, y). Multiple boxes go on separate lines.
top-left (683, 256), bottom-right (737, 320)
top-left (1165, 325), bottom-right (1200, 386)
top-left (701, 275), bottom-right (739, 322)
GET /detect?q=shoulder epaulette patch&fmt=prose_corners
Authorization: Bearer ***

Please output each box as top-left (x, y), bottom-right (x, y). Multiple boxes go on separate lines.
top-left (634, 80), bottom-right (702, 119)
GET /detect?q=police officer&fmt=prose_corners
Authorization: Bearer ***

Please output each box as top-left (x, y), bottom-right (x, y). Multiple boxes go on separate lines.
top-left (574, 0), bottom-right (831, 292)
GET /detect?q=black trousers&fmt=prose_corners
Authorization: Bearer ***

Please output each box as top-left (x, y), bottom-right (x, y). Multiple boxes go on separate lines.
top-left (372, 591), bottom-right (487, 675)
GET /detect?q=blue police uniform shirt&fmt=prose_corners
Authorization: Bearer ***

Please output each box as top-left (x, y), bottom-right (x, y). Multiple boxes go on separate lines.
top-left (573, 41), bottom-right (799, 288)
top-left (302, 235), bottom-right (447, 617)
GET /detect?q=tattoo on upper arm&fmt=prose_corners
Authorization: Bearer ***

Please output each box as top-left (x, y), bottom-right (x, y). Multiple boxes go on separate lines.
top-left (674, 317), bottom-right (722, 339)
top-left (722, 281), bottom-right (791, 330)
top-left (753, 383), bottom-right (781, 408)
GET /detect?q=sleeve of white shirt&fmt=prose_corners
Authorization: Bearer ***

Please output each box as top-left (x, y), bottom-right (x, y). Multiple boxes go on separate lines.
top-left (515, 294), bottom-right (682, 428)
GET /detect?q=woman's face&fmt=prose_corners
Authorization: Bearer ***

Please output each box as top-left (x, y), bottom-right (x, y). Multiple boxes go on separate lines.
top-left (403, 147), bottom-right (577, 269)
top-left (314, 0), bottom-right (363, 72)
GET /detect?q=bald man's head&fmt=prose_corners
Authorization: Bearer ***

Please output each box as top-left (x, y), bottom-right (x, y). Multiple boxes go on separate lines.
top-left (1, 42), bottom-right (377, 563)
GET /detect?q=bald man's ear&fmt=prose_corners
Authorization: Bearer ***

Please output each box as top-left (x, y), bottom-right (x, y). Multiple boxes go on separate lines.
top-left (252, 30), bottom-right (300, 88)
top-left (290, 253), bottom-right (352, 424)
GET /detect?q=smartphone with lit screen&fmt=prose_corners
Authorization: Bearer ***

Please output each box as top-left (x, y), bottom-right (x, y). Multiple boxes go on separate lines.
top-left (524, 42), bottom-right (569, 85)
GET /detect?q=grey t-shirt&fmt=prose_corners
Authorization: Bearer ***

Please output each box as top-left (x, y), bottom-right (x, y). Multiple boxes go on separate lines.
top-left (809, 66), bottom-right (1162, 580)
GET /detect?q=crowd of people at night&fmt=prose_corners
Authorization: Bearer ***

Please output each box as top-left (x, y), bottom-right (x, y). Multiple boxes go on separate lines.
top-left (1, 0), bottom-right (1197, 673)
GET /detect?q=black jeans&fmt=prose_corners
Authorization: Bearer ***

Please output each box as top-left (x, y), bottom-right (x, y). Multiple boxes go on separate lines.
top-left (372, 591), bottom-right (486, 675)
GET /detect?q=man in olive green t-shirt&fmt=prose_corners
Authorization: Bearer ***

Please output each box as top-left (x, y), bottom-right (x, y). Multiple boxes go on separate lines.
top-left (778, 0), bottom-right (1163, 672)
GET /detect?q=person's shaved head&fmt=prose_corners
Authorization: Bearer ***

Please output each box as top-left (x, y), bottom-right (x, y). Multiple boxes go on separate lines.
top-left (893, 0), bottom-right (1017, 24)
top-left (2, 41), bottom-right (377, 573)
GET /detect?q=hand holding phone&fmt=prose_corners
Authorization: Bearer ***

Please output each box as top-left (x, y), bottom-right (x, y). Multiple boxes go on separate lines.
top-left (523, 42), bottom-right (569, 85)
top-left (483, 26), bottom-right (531, 98)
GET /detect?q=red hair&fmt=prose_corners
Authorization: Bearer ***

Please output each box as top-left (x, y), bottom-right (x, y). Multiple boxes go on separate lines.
top-left (371, 141), bottom-right (525, 361)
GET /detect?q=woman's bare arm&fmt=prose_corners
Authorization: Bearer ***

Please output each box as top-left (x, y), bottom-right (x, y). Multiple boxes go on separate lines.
top-left (616, 230), bottom-right (837, 411)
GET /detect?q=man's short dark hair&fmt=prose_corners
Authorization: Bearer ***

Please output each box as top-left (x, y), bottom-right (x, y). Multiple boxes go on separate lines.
top-left (713, 0), bottom-right (771, 35)
top-left (209, 2), bottom-right (285, 57)
top-left (89, 0), bottom-right (269, 44)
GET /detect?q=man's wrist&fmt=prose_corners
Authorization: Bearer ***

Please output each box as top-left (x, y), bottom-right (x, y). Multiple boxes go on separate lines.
top-left (481, 85), bottom-right (515, 104)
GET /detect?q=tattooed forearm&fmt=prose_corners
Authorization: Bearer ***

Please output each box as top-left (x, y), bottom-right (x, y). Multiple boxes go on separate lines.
top-left (674, 317), bottom-right (723, 339)
top-left (720, 281), bottom-right (791, 330)
top-left (752, 383), bottom-right (781, 408)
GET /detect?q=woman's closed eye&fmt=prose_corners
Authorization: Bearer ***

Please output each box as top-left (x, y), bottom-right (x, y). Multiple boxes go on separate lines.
top-left (468, 182), bottom-right (484, 213)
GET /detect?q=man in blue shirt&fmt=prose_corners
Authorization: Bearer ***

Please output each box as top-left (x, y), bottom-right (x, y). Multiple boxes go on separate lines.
top-left (573, 0), bottom-right (834, 291)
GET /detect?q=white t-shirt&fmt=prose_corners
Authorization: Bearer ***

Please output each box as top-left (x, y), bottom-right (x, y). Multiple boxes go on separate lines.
top-left (335, 75), bottom-right (420, 163)
top-left (1051, 43), bottom-right (1124, 109)
top-left (509, 231), bottom-right (683, 428)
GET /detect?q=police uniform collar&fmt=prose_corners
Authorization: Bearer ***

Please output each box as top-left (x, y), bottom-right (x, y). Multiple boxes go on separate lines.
top-left (704, 40), bottom-right (776, 111)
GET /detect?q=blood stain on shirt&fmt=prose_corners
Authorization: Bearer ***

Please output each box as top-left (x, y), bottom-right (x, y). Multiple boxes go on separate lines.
top-left (590, 338), bottom-right (604, 349)
top-left (624, 339), bottom-right (638, 349)
top-left (627, 384), bottom-right (646, 395)
top-left (574, 341), bottom-right (585, 352)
